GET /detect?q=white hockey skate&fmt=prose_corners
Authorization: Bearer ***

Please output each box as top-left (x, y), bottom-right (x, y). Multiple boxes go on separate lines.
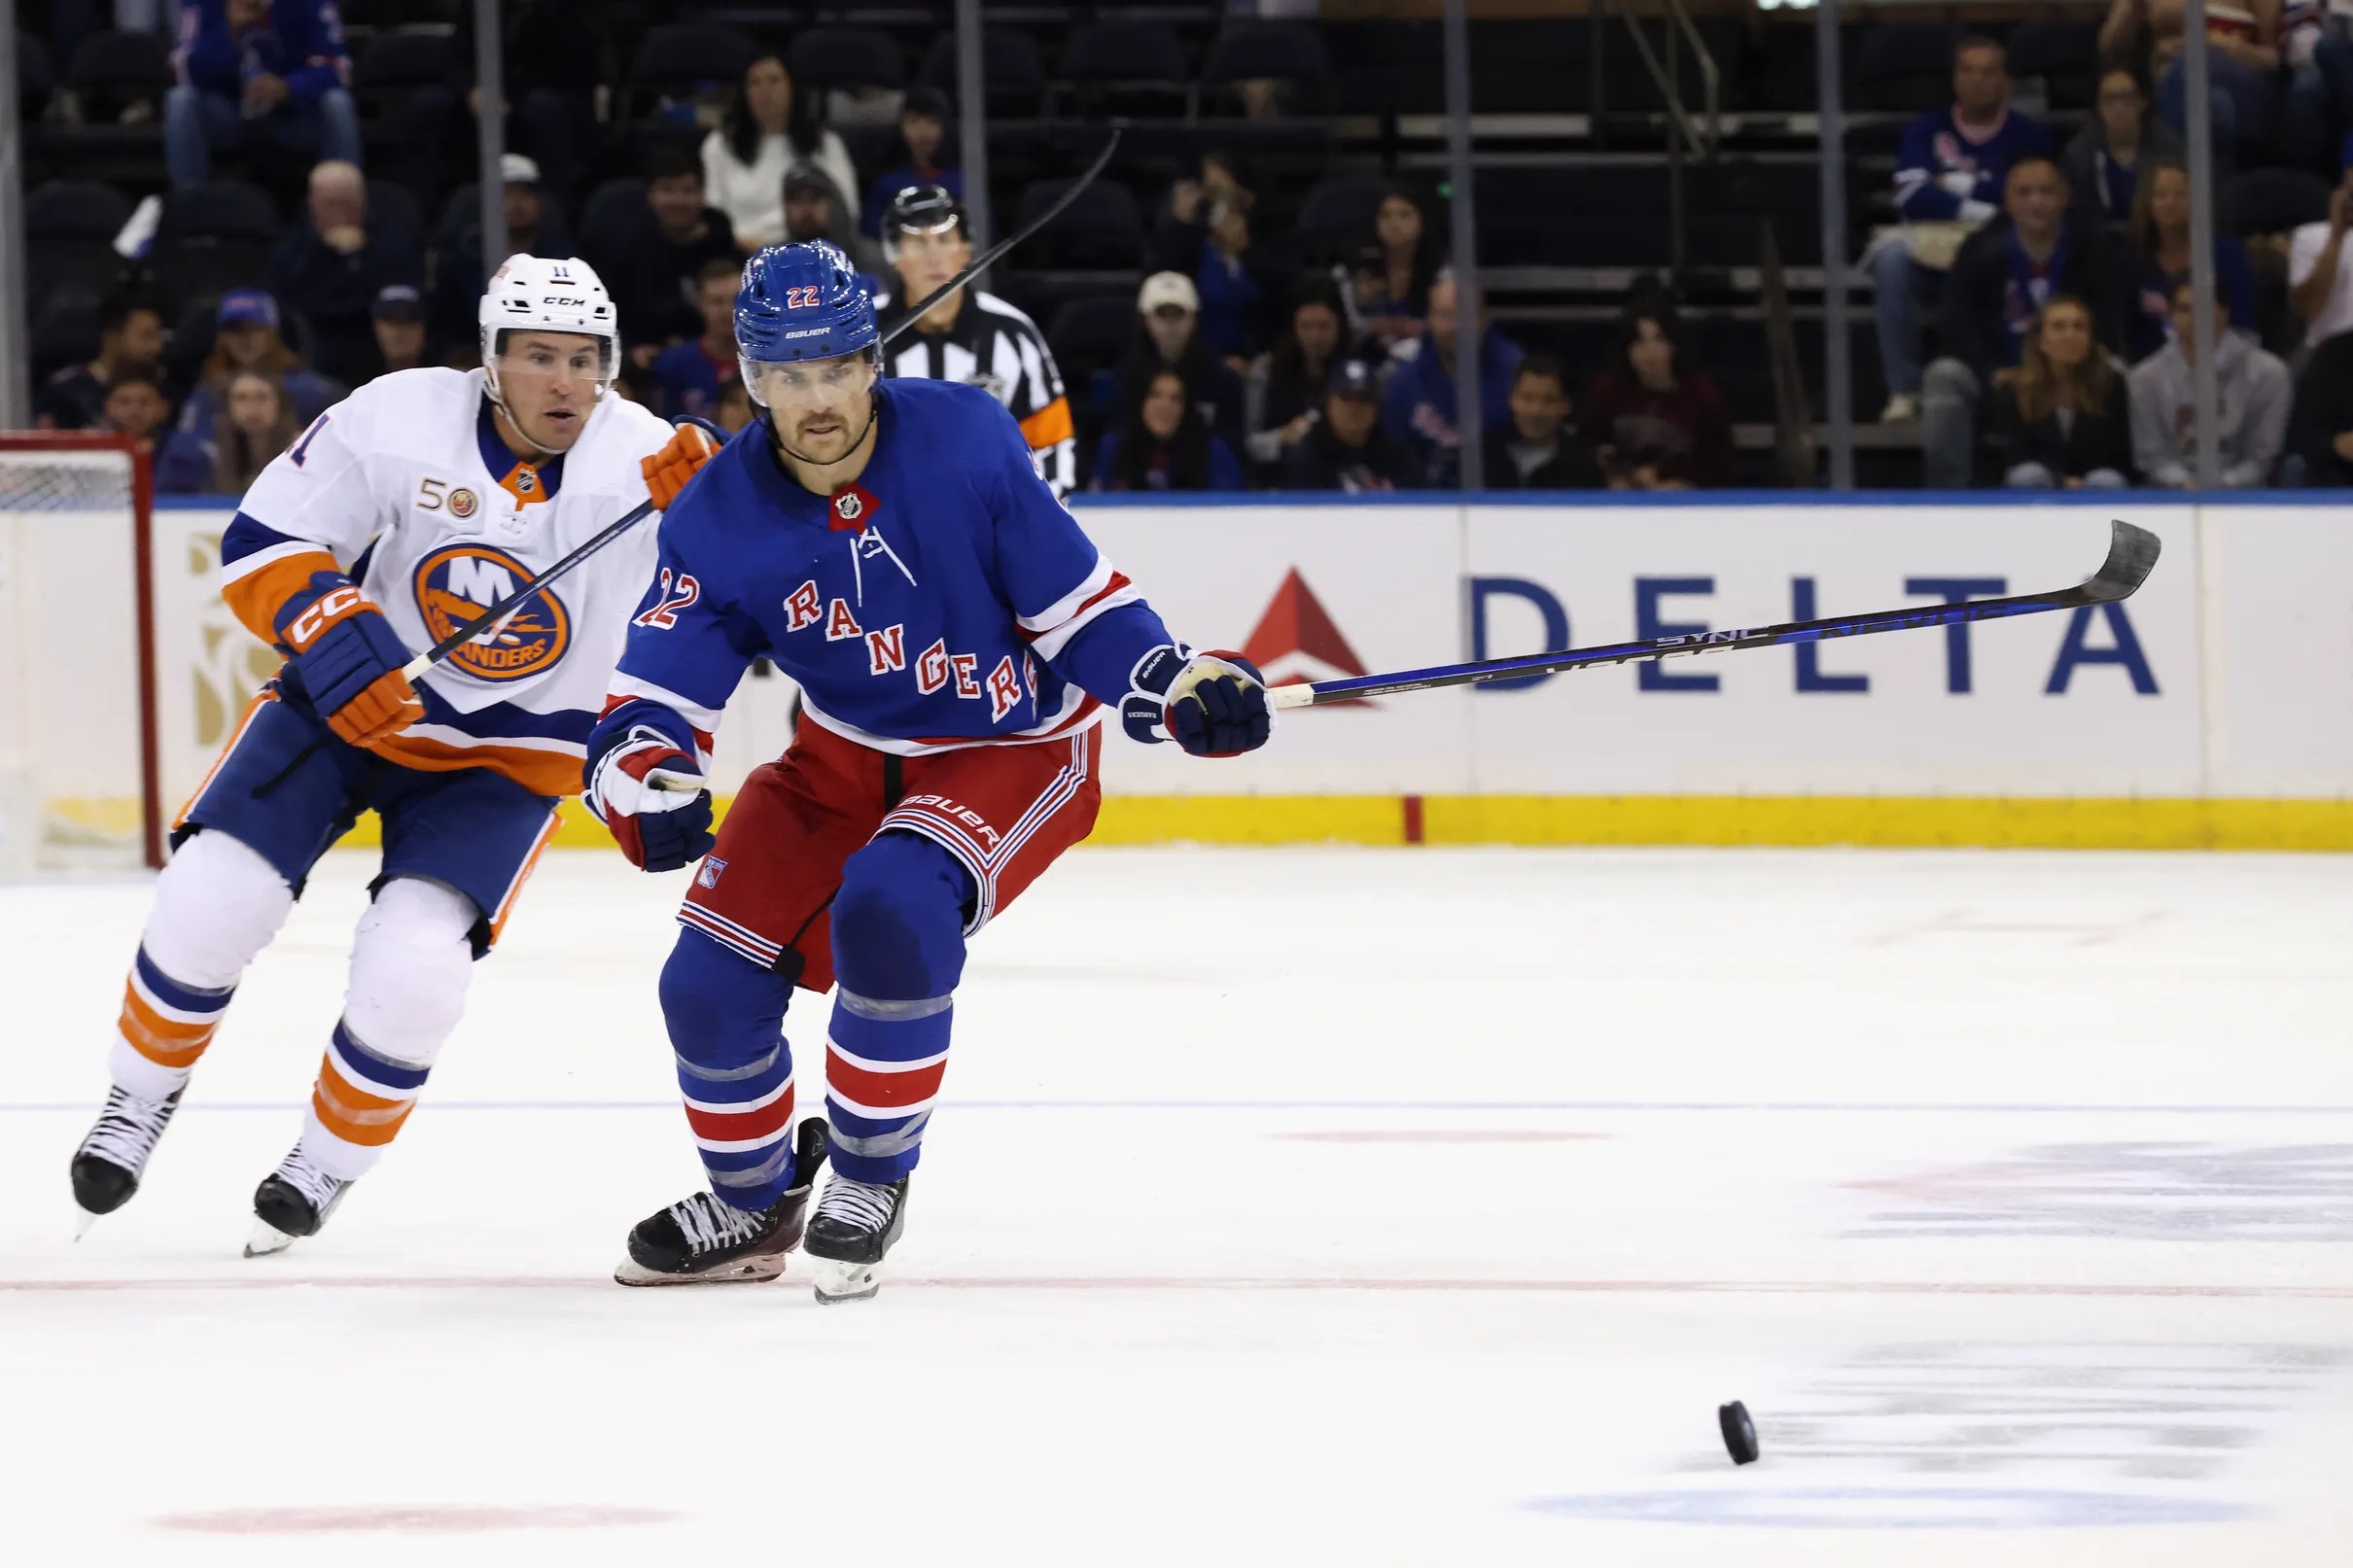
top-left (245, 1145), bottom-right (352, 1257)
top-left (70, 1087), bottom-right (184, 1236)
top-left (805, 1173), bottom-right (909, 1305)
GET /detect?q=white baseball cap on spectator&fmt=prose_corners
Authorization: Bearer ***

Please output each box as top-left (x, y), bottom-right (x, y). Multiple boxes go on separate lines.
top-left (1138, 272), bottom-right (1199, 317)
top-left (500, 154), bottom-right (542, 186)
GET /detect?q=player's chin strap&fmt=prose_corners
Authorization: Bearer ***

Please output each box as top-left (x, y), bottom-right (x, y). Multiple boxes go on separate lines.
top-left (485, 399), bottom-right (565, 468)
top-left (480, 333), bottom-right (613, 461)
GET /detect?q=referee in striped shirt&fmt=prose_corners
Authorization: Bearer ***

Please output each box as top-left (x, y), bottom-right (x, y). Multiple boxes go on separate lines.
top-left (873, 184), bottom-right (1078, 498)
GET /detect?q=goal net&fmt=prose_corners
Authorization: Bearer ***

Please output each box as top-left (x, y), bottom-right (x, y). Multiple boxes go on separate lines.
top-left (0, 434), bottom-right (161, 873)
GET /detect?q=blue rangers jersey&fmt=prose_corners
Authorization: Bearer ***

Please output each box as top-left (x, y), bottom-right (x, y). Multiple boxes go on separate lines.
top-left (1893, 106), bottom-right (2052, 224)
top-left (596, 376), bottom-right (1176, 763)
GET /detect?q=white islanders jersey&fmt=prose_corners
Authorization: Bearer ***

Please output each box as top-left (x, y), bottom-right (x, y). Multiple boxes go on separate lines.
top-left (220, 366), bottom-right (674, 797)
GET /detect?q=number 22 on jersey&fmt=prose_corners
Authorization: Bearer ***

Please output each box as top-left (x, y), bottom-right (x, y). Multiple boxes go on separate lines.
top-left (636, 569), bottom-right (702, 630)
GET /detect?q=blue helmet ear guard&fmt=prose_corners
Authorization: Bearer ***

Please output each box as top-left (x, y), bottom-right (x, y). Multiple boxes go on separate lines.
top-left (735, 242), bottom-right (880, 396)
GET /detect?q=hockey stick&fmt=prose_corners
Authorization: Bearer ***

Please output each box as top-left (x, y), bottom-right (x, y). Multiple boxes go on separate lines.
top-left (1265, 518), bottom-right (2160, 710)
top-left (878, 125), bottom-right (1124, 345)
top-left (395, 128), bottom-right (1128, 686)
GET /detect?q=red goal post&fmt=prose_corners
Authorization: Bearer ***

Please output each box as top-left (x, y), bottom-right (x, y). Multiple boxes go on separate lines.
top-left (0, 431), bottom-right (164, 870)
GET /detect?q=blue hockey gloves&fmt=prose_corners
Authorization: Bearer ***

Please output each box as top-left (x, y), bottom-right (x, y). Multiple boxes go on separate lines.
top-left (1120, 645), bottom-right (1274, 758)
top-left (585, 726), bottom-right (717, 872)
top-left (281, 586), bottom-right (424, 748)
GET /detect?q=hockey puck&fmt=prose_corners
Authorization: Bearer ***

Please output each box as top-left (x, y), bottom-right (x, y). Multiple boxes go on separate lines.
top-left (1718, 1401), bottom-right (1759, 1465)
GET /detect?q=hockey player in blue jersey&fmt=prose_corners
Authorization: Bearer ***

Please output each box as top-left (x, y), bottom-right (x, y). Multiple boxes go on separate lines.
top-left (583, 242), bottom-right (1274, 1302)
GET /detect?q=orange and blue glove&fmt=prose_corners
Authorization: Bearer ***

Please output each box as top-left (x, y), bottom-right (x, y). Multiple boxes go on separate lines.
top-left (281, 583), bottom-right (424, 748)
top-left (641, 418), bottom-right (723, 511)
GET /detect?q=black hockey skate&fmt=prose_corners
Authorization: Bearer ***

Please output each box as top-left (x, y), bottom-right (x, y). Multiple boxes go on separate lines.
top-left (614, 1118), bottom-right (829, 1286)
top-left (246, 1145), bottom-right (353, 1257)
top-left (70, 1087), bottom-right (184, 1234)
top-left (805, 1172), bottom-right (909, 1305)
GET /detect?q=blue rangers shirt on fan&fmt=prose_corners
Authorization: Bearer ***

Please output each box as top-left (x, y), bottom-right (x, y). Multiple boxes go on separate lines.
top-left (596, 375), bottom-right (1174, 763)
top-left (1893, 106), bottom-right (2052, 224)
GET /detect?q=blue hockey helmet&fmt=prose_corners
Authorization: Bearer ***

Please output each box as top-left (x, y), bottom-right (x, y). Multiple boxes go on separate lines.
top-left (735, 241), bottom-right (879, 402)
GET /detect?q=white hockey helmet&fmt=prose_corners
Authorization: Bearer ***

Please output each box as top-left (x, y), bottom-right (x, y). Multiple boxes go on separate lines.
top-left (478, 254), bottom-right (620, 405)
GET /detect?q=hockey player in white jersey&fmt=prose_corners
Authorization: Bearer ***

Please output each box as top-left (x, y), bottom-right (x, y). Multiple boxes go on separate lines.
top-left (67, 256), bottom-right (724, 1254)
top-left (873, 184), bottom-right (1078, 497)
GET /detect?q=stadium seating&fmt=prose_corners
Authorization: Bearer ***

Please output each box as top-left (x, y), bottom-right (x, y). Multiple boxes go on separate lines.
top-left (790, 27), bottom-right (909, 95)
top-left (24, 181), bottom-right (131, 318)
top-left (153, 183), bottom-right (283, 319)
top-left (917, 30), bottom-right (1047, 116)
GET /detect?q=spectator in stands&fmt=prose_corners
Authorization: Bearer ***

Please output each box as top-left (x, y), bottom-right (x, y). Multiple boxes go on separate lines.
top-left (175, 290), bottom-right (338, 446)
top-left (1346, 186), bottom-right (1444, 355)
top-left (588, 145), bottom-right (739, 366)
top-left (2125, 157), bottom-right (2258, 358)
top-left (1117, 272), bottom-right (1247, 452)
top-left (785, 167), bottom-right (885, 285)
top-left (1091, 370), bottom-right (1247, 493)
top-left (35, 293), bottom-right (165, 432)
top-left (1152, 150), bottom-right (1257, 274)
top-left (2099, 0), bottom-right (2304, 171)
top-left (1869, 37), bottom-right (2053, 425)
top-left (430, 155), bottom-right (575, 356)
top-left (1582, 305), bottom-right (1734, 491)
top-left (2284, 324), bottom-right (2353, 480)
top-left (1994, 296), bottom-right (2134, 487)
top-left (2067, 68), bottom-right (2178, 229)
top-left (1244, 277), bottom-right (1355, 479)
top-left (369, 285), bottom-right (430, 379)
top-left (1920, 157), bottom-right (2134, 487)
top-left (2128, 278), bottom-right (2291, 485)
top-left (1193, 192), bottom-right (1268, 370)
top-left (1484, 357), bottom-right (1601, 489)
top-left (2289, 156), bottom-right (2353, 345)
top-left (860, 87), bottom-right (963, 239)
top-left (702, 53), bottom-right (860, 253)
top-left (1383, 270), bottom-right (1525, 489)
top-left (713, 378), bottom-right (755, 436)
top-left (158, 367), bottom-right (300, 494)
top-left (164, 0), bottom-right (362, 190)
top-left (263, 160), bottom-right (424, 387)
top-left (1281, 359), bottom-right (1416, 492)
top-left (96, 364), bottom-right (180, 466)
top-left (2292, 7), bottom-right (2353, 165)
top-left (649, 259), bottom-right (744, 422)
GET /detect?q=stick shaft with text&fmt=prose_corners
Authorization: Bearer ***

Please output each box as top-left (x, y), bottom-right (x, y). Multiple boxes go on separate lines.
top-left (1264, 519), bottom-right (2160, 711)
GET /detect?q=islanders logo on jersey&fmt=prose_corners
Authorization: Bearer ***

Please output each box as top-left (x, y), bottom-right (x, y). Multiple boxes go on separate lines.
top-left (411, 545), bottom-right (571, 683)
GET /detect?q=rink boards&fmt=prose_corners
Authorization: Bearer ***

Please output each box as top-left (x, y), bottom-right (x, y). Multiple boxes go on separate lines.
top-left (142, 494), bottom-right (2353, 851)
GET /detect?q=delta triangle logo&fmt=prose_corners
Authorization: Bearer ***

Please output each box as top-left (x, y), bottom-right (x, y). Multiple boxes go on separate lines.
top-left (1239, 568), bottom-right (1375, 707)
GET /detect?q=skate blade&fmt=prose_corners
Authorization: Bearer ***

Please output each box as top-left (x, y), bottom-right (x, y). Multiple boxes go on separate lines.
top-left (243, 1218), bottom-right (299, 1258)
top-left (810, 1257), bottom-right (882, 1305)
top-left (612, 1253), bottom-right (788, 1287)
top-left (73, 1209), bottom-right (99, 1241)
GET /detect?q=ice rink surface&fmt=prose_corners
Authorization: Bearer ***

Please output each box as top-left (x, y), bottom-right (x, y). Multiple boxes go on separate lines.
top-left (6, 844), bottom-right (2351, 1565)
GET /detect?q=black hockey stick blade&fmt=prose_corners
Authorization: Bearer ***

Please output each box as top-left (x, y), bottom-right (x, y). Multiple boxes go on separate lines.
top-left (880, 127), bottom-right (1124, 348)
top-left (1268, 517), bottom-right (2161, 710)
top-left (2080, 517), bottom-right (2162, 604)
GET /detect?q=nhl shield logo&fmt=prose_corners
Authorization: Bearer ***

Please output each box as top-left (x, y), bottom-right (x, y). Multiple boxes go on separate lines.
top-left (829, 483), bottom-right (877, 533)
